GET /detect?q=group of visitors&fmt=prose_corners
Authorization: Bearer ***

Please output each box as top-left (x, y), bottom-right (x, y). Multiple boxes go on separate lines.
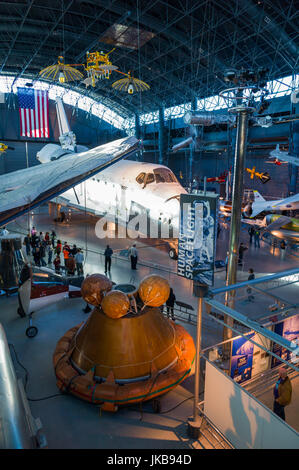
top-left (23, 227), bottom-right (84, 276)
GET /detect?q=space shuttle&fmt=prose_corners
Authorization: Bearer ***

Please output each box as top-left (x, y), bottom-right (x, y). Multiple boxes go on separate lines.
top-left (37, 98), bottom-right (187, 258)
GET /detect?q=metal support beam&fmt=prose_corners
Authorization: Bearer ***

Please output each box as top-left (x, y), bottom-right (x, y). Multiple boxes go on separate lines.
top-left (224, 107), bottom-right (252, 342)
top-left (205, 298), bottom-right (298, 354)
top-left (158, 106), bottom-right (165, 165)
top-left (210, 268), bottom-right (299, 295)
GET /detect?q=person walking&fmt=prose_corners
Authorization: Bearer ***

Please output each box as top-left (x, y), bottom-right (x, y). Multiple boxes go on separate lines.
top-left (247, 268), bottom-right (255, 301)
top-left (128, 244), bottom-right (138, 270)
top-left (23, 233), bottom-right (31, 256)
top-left (254, 228), bottom-right (260, 248)
top-left (53, 254), bottom-right (61, 274)
top-left (31, 226), bottom-right (37, 237)
top-left (65, 253), bottom-right (76, 275)
top-left (63, 242), bottom-right (70, 267)
top-left (46, 243), bottom-right (53, 265)
top-left (75, 249), bottom-right (84, 276)
top-left (273, 367), bottom-right (292, 421)
top-left (238, 243), bottom-right (248, 265)
top-left (51, 230), bottom-right (57, 248)
top-left (280, 240), bottom-right (286, 260)
top-left (166, 287), bottom-right (176, 321)
top-left (33, 246), bottom-right (41, 266)
top-left (56, 239), bottom-right (62, 256)
top-left (248, 226), bottom-right (255, 244)
top-left (40, 241), bottom-right (47, 266)
top-left (104, 245), bottom-right (113, 273)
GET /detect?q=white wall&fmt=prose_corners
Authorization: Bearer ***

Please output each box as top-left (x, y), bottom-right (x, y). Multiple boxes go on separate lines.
top-left (204, 360), bottom-right (299, 449)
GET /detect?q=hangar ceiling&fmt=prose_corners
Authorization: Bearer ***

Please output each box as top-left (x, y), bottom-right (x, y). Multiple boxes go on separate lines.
top-left (0, 0), bottom-right (298, 117)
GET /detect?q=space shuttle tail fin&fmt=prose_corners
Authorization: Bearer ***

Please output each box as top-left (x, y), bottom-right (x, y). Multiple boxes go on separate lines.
top-left (56, 97), bottom-right (77, 152)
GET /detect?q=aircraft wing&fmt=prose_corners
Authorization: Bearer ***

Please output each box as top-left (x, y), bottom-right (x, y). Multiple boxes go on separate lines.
top-left (0, 136), bottom-right (140, 226)
top-left (264, 216), bottom-right (292, 232)
top-left (271, 193), bottom-right (299, 211)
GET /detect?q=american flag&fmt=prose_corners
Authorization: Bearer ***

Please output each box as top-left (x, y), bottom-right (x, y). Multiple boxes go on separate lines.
top-left (17, 87), bottom-right (49, 138)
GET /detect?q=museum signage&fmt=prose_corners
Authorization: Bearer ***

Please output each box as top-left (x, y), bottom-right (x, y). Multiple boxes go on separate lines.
top-left (177, 193), bottom-right (219, 286)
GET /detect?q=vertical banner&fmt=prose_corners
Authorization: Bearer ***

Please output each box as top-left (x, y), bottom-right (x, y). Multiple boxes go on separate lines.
top-left (177, 193), bottom-right (219, 286)
top-left (271, 314), bottom-right (299, 368)
top-left (230, 332), bottom-right (255, 384)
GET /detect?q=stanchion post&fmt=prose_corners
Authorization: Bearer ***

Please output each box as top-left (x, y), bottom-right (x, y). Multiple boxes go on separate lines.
top-left (187, 282), bottom-right (208, 438)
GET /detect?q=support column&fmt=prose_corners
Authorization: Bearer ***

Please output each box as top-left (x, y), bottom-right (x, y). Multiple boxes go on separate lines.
top-left (288, 103), bottom-right (298, 195)
top-left (223, 109), bottom-right (252, 343)
top-left (158, 106), bottom-right (165, 165)
top-left (134, 113), bottom-right (141, 140)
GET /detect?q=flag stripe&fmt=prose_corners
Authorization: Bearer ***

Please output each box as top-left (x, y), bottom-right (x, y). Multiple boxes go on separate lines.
top-left (17, 87), bottom-right (49, 139)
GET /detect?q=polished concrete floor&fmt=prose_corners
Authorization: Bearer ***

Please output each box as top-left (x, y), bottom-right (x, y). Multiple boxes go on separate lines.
top-left (1, 206), bottom-right (298, 449)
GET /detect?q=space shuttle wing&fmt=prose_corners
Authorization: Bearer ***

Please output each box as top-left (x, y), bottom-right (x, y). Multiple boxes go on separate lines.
top-left (0, 136), bottom-right (140, 226)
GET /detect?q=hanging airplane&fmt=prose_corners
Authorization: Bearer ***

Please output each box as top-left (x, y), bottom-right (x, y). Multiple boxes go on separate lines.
top-left (243, 214), bottom-right (299, 244)
top-left (219, 190), bottom-right (299, 218)
top-left (268, 144), bottom-right (299, 167)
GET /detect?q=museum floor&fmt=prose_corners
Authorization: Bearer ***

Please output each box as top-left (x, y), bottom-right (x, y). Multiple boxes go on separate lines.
top-left (1, 206), bottom-right (298, 449)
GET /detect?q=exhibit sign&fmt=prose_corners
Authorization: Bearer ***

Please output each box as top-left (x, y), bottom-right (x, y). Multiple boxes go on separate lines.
top-left (230, 332), bottom-right (254, 384)
top-left (177, 193), bottom-right (219, 286)
top-left (271, 314), bottom-right (299, 368)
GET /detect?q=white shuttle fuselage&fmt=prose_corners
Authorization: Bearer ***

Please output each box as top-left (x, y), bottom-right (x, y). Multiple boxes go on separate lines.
top-left (60, 160), bottom-right (187, 239)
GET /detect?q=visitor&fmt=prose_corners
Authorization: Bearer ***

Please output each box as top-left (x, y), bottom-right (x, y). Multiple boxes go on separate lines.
top-left (273, 367), bottom-right (292, 421)
top-left (51, 230), bottom-right (57, 248)
top-left (104, 245), bottom-right (113, 273)
top-left (254, 228), bottom-right (260, 248)
top-left (53, 254), bottom-right (61, 274)
top-left (0, 226), bottom-right (9, 236)
top-left (31, 226), bottom-right (37, 237)
top-left (280, 240), bottom-right (286, 260)
top-left (23, 233), bottom-right (31, 256)
top-left (75, 249), bottom-right (84, 276)
top-left (248, 226), bottom-right (255, 244)
top-left (247, 268), bottom-right (255, 301)
top-left (33, 246), bottom-right (41, 266)
top-left (46, 243), bottom-right (53, 265)
top-left (128, 244), bottom-right (138, 270)
top-left (56, 239), bottom-right (62, 256)
top-left (166, 287), bottom-right (176, 321)
top-left (238, 243), bottom-right (248, 265)
top-left (63, 242), bottom-right (70, 266)
top-left (65, 253), bottom-right (76, 275)
top-left (39, 240), bottom-right (47, 266)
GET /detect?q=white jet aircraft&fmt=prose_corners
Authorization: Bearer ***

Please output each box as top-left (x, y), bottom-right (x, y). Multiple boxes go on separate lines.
top-left (269, 144), bottom-right (299, 167)
top-left (219, 190), bottom-right (299, 218)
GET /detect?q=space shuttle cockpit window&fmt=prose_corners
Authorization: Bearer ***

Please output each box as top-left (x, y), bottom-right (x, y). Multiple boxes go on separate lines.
top-left (136, 172), bottom-right (146, 184)
top-left (153, 168), bottom-right (178, 183)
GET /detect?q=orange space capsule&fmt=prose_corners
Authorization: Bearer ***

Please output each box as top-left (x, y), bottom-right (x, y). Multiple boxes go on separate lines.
top-left (53, 274), bottom-right (195, 411)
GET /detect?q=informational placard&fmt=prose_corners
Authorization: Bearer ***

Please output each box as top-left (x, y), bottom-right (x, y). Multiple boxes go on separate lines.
top-left (271, 314), bottom-right (299, 368)
top-left (177, 193), bottom-right (218, 286)
top-left (230, 332), bottom-right (255, 384)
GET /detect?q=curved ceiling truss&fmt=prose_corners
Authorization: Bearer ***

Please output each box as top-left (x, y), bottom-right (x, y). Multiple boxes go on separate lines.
top-left (0, 0), bottom-right (297, 117)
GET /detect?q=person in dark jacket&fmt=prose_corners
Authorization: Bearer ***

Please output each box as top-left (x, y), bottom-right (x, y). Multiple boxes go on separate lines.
top-left (33, 246), bottom-right (41, 266)
top-left (247, 268), bottom-right (255, 301)
top-left (248, 226), bottom-right (255, 244)
top-left (53, 255), bottom-right (61, 274)
top-left (166, 287), bottom-right (176, 321)
top-left (273, 367), bottom-right (292, 421)
top-left (104, 245), bottom-right (113, 273)
top-left (238, 243), bottom-right (248, 265)
top-left (23, 233), bottom-right (31, 256)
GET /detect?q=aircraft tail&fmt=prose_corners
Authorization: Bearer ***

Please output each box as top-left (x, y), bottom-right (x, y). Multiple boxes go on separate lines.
top-left (253, 190), bottom-right (265, 202)
top-left (56, 97), bottom-right (77, 151)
